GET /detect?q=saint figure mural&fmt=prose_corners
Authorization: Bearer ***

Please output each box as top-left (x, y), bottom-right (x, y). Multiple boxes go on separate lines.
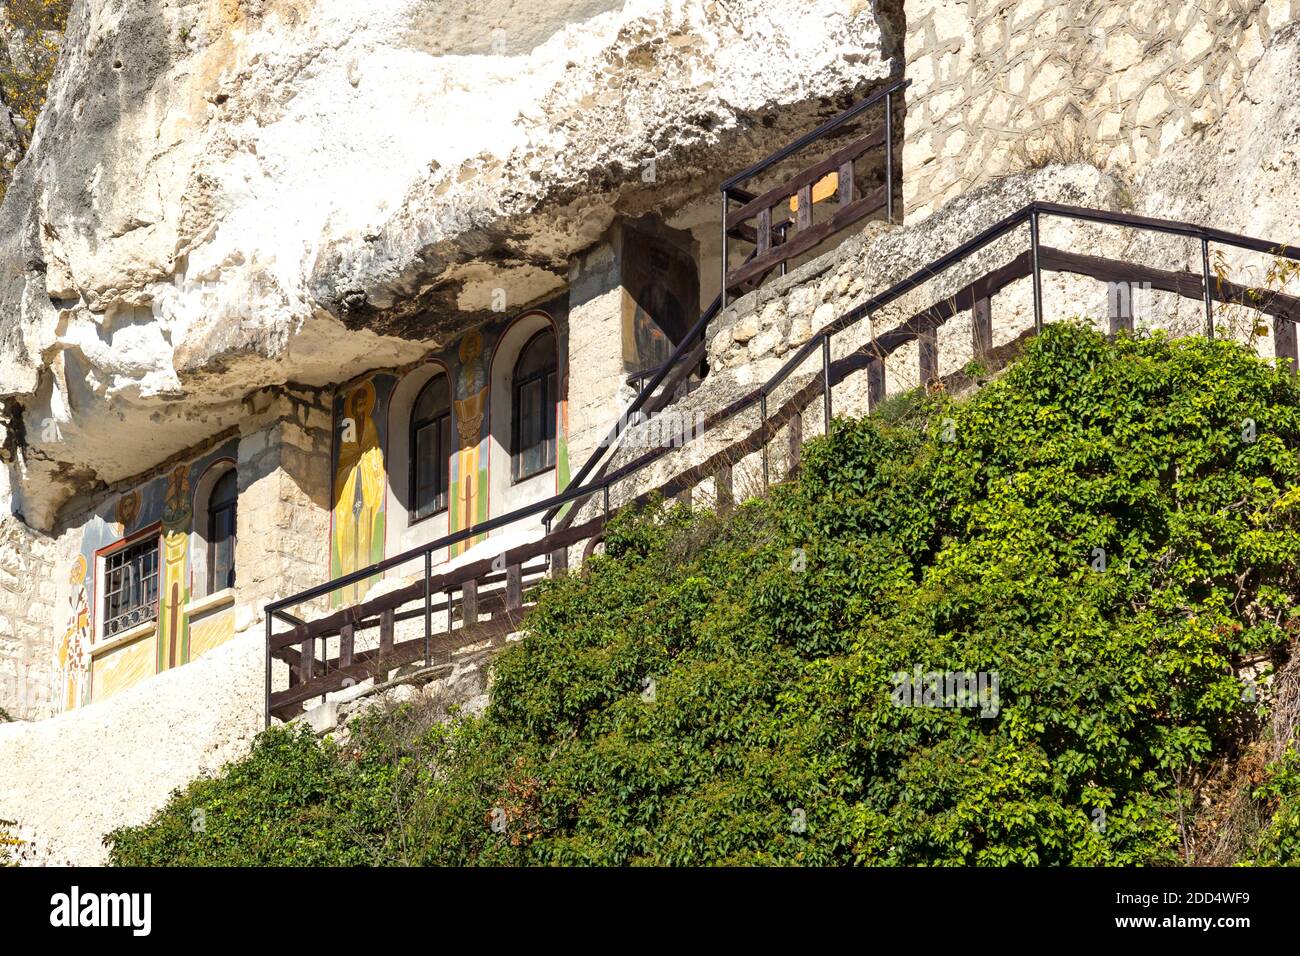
top-left (160, 463), bottom-right (192, 670)
top-left (452, 330), bottom-right (488, 551)
top-left (57, 555), bottom-right (91, 711)
top-left (332, 379), bottom-right (386, 604)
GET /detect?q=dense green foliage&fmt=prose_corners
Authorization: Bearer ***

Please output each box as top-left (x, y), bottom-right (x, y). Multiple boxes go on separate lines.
top-left (109, 325), bottom-right (1300, 865)
top-left (0, 1), bottom-right (69, 197)
top-left (1250, 748), bottom-right (1300, 864)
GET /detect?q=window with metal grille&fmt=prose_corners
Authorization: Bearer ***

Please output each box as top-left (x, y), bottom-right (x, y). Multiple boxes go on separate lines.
top-left (511, 328), bottom-right (557, 483)
top-left (102, 536), bottom-right (160, 638)
top-left (208, 469), bottom-right (237, 593)
top-left (410, 374), bottom-right (451, 521)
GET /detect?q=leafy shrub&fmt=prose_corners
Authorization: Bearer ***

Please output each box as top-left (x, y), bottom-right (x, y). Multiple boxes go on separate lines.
top-left (106, 724), bottom-right (398, 866)
top-left (0, 0), bottom-right (70, 196)
top-left (1247, 748), bottom-right (1300, 865)
top-left (110, 325), bottom-right (1300, 865)
top-left (0, 819), bottom-right (22, 865)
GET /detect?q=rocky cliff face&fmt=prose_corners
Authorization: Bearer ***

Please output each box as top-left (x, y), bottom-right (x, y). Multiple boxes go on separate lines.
top-left (0, 0), bottom-right (895, 530)
top-left (0, 2), bottom-right (69, 196)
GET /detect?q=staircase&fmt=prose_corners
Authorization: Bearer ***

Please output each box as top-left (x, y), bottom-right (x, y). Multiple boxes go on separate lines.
top-left (263, 92), bottom-right (1300, 727)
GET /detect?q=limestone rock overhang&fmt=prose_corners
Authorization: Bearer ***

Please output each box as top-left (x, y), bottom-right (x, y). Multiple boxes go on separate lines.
top-left (0, 0), bottom-right (900, 531)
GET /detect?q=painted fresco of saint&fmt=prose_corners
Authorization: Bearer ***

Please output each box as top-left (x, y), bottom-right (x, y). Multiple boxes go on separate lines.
top-left (159, 464), bottom-right (192, 670)
top-left (57, 555), bottom-right (91, 711)
top-left (114, 489), bottom-right (140, 537)
top-left (332, 379), bottom-right (386, 604)
top-left (627, 284), bottom-right (683, 372)
top-left (452, 330), bottom-right (489, 551)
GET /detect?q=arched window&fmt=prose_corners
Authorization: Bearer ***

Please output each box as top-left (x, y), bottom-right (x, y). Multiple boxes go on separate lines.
top-left (410, 374), bottom-right (451, 521)
top-left (512, 328), bottom-right (557, 482)
top-left (207, 469), bottom-right (238, 593)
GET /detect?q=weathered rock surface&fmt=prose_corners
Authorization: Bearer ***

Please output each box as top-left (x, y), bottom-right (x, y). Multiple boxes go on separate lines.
top-left (0, 619), bottom-right (265, 865)
top-left (0, 0), bottom-right (896, 529)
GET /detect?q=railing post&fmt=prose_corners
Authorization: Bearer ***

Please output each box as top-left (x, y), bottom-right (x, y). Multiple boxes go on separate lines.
top-left (264, 612), bottom-right (272, 729)
top-left (787, 410), bottom-right (803, 477)
top-left (796, 183), bottom-right (813, 232)
top-left (885, 91), bottom-right (894, 224)
top-left (919, 327), bottom-right (938, 385)
top-left (376, 608), bottom-right (394, 685)
top-left (1276, 318), bottom-right (1298, 376)
top-left (340, 614), bottom-right (354, 669)
top-left (715, 463), bottom-right (734, 515)
top-left (550, 544), bottom-right (569, 577)
top-left (506, 562), bottom-right (522, 612)
top-left (757, 206), bottom-right (771, 258)
top-left (972, 295), bottom-right (992, 358)
top-left (821, 335), bottom-right (833, 430)
top-left (463, 578), bottom-right (478, 632)
top-left (299, 629), bottom-right (314, 687)
top-left (423, 550), bottom-right (432, 667)
top-left (760, 393), bottom-right (769, 491)
top-left (838, 159), bottom-right (855, 206)
top-left (1109, 280), bottom-right (1134, 337)
top-left (1201, 235), bottom-right (1214, 339)
top-left (867, 355), bottom-right (885, 410)
top-left (1030, 207), bottom-right (1044, 332)
top-left (721, 189), bottom-right (730, 309)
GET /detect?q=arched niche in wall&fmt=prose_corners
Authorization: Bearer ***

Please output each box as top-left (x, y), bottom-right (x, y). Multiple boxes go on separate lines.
top-left (488, 310), bottom-right (563, 527)
top-left (385, 361), bottom-right (454, 572)
top-left (189, 458), bottom-right (237, 600)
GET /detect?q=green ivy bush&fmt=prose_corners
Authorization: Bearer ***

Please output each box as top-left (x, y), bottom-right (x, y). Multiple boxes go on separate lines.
top-left (109, 324), bottom-right (1300, 866)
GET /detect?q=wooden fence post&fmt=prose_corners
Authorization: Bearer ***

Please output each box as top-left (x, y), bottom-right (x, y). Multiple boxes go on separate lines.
top-left (919, 328), bottom-right (938, 385)
top-left (838, 160), bottom-right (855, 205)
top-left (462, 578), bottom-right (478, 632)
top-left (1109, 280), bottom-right (1134, 336)
top-left (715, 463), bottom-right (734, 514)
top-left (787, 410), bottom-right (803, 477)
top-left (972, 295), bottom-right (992, 359)
top-left (795, 184), bottom-right (813, 232)
top-left (506, 562), bottom-right (523, 612)
top-left (376, 608), bottom-right (394, 684)
top-left (1276, 317), bottom-right (1298, 375)
top-left (298, 630), bottom-right (314, 686)
top-left (867, 358), bottom-right (885, 410)
top-left (549, 546), bottom-right (568, 578)
top-left (339, 616), bottom-right (354, 669)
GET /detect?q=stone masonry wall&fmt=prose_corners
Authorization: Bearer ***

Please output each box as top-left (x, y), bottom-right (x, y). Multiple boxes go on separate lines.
top-left (579, 164), bottom-right (1135, 525)
top-left (902, 0), bottom-right (1299, 219)
top-left (235, 386), bottom-right (335, 626)
top-left (0, 514), bottom-right (57, 720)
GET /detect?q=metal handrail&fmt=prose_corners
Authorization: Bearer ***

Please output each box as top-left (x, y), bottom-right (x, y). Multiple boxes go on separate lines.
top-left (540, 283), bottom-right (727, 526)
top-left (720, 76), bottom-right (908, 309)
top-left (266, 201), bottom-right (1300, 724)
top-left (719, 76), bottom-right (911, 192)
top-left (269, 201), bottom-right (1300, 616)
top-left (551, 78), bottom-right (910, 524)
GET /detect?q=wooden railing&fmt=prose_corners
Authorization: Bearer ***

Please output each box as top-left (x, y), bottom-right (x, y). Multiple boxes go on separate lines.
top-left (549, 82), bottom-right (907, 525)
top-left (265, 201), bottom-right (1300, 725)
top-left (720, 76), bottom-right (908, 304)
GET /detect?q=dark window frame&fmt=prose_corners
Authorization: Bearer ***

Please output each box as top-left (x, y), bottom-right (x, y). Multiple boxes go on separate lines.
top-left (409, 373), bottom-right (452, 523)
top-left (510, 328), bottom-right (558, 484)
top-left (207, 468), bottom-right (238, 594)
top-left (101, 532), bottom-right (161, 640)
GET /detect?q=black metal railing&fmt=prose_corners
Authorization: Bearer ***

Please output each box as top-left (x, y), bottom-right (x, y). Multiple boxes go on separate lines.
top-left (721, 75), bottom-right (909, 305)
top-left (546, 75), bottom-right (910, 528)
top-left (264, 200), bottom-right (1300, 725)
